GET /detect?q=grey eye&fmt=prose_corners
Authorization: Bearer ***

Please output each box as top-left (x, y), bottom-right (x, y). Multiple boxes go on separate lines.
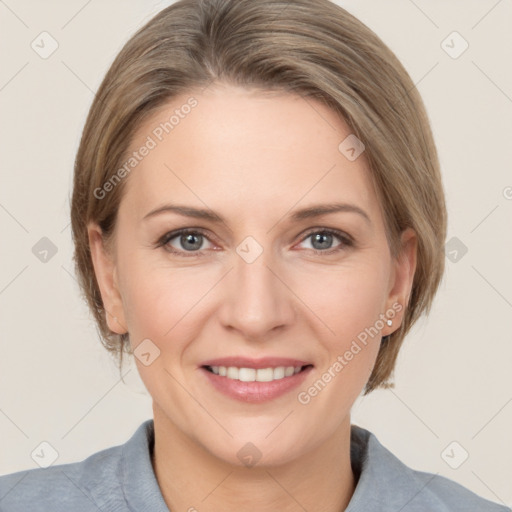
top-left (310, 232), bottom-right (335, 250)
top-left (178, 233), bottom-right (204, 251)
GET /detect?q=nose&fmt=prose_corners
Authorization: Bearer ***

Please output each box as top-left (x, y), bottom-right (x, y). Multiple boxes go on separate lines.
top-left (218, 248), bottom-right (296, 341)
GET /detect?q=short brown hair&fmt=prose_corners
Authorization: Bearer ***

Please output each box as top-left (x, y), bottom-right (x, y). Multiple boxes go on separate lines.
top-left (71, 0), bottom-right (447, 394)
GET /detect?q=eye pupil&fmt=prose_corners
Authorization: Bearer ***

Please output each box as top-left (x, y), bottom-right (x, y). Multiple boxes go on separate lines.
top-left (312, 232), bottom-right (333, 250)
top-left (181, 233), bottom-right (202, 251)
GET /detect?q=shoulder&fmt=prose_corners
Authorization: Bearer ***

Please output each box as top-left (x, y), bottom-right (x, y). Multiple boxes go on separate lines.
top-left (349, 425), bottom-right (510, 512)
top-left (0, 420), bottom-right (159, 512)
top-left (0, 442), bottom-right (125, 512)
top-left (406, 466), bottom-right (509, 511)
top-left (1, 419), bottom-right (176, 512)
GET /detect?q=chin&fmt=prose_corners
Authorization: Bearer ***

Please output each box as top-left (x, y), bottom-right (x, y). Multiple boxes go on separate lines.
top-left (194, 420), bottom-right (312, 469)
top-left (211, 439), bottom-right (304, 469)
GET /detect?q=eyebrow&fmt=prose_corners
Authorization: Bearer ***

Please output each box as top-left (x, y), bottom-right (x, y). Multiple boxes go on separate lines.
top-left (143, 202), bottom-right (371, 225)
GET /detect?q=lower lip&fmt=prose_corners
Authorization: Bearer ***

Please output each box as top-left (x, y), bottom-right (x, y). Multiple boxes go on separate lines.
top-left (200, 366), bottom-right (313, 403)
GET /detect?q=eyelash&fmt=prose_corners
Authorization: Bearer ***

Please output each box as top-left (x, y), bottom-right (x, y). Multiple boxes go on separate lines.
top-left (155, 227), bottom-right (354, 258)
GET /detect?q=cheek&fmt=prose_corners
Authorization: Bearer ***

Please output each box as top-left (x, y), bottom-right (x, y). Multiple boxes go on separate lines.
top-left (294, 258), bottom-right (389, 388)
top-left (294, 267), bottom-right (387, 410)
top-left (298, 258), bottom-right (390, 340)
top-left (119, 255), bottom-right (214, 346)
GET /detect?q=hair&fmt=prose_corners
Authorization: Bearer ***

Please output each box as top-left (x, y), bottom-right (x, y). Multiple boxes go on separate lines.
top-left (71, 0), bottom-right (447, 394)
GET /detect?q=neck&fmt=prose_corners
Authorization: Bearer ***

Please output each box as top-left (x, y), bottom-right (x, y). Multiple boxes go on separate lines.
top-left (151, 404), bottom-right (356, 512)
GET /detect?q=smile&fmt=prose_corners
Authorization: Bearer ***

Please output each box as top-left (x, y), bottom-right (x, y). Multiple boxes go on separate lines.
top-left (204, 365), bottom-right (309, 382)
top-left (201, 363), bottom-right (314, 403)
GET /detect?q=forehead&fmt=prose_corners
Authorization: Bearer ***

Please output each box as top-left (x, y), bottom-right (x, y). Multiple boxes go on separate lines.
top-left (120, 84), bottom-right (379, 224)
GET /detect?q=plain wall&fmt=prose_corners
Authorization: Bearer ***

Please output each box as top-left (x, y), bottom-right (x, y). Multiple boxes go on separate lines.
top-left (0, 0), bottom-right (511, 507)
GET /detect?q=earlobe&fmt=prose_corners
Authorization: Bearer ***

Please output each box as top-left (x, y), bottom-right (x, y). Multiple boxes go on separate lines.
top-left (385, 228), bottom-right (418, 335)
top-left (87, 223), bottom-right (128, 335)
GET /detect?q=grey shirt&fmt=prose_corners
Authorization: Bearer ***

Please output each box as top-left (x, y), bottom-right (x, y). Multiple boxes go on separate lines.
top-left (0, 419), bottom-right (508, 511)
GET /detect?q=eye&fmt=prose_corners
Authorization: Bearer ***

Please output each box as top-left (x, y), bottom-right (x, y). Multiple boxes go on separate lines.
top-left (157, 228), bottom-right (215, 256)
top-left (297, 229), bottom-right (353, 254)
top-left (156, 227), bottom-right (354, 258)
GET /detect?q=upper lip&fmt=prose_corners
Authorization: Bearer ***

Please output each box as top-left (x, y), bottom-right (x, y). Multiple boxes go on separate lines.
top-left (201, 356), bottom-right (313, 369)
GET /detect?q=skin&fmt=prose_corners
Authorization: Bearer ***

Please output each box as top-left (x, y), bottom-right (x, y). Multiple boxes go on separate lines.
top-left (88, 83), bottom-right (417, 512)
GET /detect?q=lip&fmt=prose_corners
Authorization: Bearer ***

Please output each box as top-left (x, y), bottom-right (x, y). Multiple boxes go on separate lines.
top-left (200, 356), bottom-right (312, 369)
top-left (199, 361), bottom-right (314, 403)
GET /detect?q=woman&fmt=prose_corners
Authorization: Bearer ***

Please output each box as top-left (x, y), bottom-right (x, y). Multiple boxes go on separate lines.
top-left (0, 0), bottom-right (507, 510)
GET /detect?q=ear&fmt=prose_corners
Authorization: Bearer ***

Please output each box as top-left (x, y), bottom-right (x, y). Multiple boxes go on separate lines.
top-left (383, 227), bottom-right (417, 335)
top-left (87, 222), bottom-right (127, 335)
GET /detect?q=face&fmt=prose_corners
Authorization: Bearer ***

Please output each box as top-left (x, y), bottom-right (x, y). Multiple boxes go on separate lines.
top-left (89, 83), bottom-right (416, 467)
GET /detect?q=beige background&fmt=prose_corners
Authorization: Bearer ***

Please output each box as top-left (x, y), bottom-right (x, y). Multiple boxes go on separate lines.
top-left (1, 0), bottom-right (511, 506)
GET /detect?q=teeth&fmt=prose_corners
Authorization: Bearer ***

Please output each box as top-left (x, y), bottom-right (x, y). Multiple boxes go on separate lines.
top-left (239, 368), bottom-right (256, 382)
top-left (284, 366), bottom-right (295, 377)
top-left (273, 366), bottom-right (285, 379)
top-left (209, 365), bottom-right (304, 382)
top-left (227, 366), bottom-right (239, 379)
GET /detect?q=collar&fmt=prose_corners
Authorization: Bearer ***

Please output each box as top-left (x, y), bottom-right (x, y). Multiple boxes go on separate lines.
top-left (120, 419), bottom-right (451, 512)
top-left (121, 419), bottom-right (169, 511)
top-left (347, 424), bottom-right (450, 511)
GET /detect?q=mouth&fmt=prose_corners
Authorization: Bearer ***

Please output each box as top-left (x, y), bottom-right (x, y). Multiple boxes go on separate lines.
top-left (199, 358), bottom-right (314, 403)
top-left (202, 364), bottom-right (313, 382)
